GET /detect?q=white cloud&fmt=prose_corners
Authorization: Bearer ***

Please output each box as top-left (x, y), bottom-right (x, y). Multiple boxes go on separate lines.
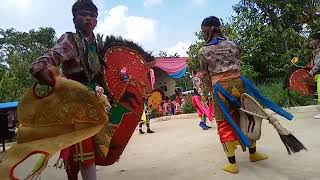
top-left (95, 5), bottom-right (158, 47)
top-left (13, 0), bottom-right (31, 9)
top-left (192, 0), bottom-right (207, 5)
top-left (143, 0), bottom-right (163, 7)
top-left (161, 41), bottom-right (192, 57)
top-left (0, 0), bottom-right (76, 34)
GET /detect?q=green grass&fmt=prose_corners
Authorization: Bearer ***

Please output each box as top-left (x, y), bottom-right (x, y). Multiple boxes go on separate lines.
top-left (257, 80), bottom-right (315, 108)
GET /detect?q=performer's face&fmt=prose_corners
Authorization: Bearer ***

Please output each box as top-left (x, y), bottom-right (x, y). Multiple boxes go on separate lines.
top-left (74, 10), bottom-right (98, 35)
top-left (201, 26), bottom-right (212, 43)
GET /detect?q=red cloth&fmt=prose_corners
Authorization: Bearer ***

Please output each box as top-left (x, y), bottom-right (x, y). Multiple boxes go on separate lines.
top-left (62, 137), bottom-right (95, 179)
top-left (60, 148), bottom-right (70, 161)
top-left (64, 157), bottom-right (80, 180)
top-left (216, 113), bottom-right (238, 143)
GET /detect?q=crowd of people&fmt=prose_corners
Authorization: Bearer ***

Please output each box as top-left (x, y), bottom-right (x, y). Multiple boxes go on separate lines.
top-left (157, 90), bottom-right (184, 116)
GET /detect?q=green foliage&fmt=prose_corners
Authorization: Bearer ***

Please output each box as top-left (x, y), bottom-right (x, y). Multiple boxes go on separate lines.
top-left (174, 69), bottom-right (193, 91)
top-left (186, 32), bottom-right (205, 71)
top-left (257, 80), bottom-right (314, 107)
top-left (230, 0), bottom-right (319, 81)
top-left (240, 62), bottom-right (259, 80)
top-left (150, 109), bottom-right (160, 119)
top-left (33, 84), bottom-right (54, 97)
top-left (182, 96), bottom-right (196, 114)
top-left (0, 28), bottom-right (56, 102)
top-left (187, 0), bottom-right (320, 82)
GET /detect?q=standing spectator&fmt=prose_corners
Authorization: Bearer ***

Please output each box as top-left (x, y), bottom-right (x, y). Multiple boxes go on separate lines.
top-left (139, 102), bottom-right (155, 134)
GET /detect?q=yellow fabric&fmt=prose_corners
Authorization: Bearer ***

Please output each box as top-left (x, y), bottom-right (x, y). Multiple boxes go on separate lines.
top-left (249, 152), bottom-right (268, 162)
top-left (141, 111), bottom-right (147, 123)
top-left (250, 141), bottom-right (256, 148)
top-left (0, 77), bottom-right (108, 180)
top-left (248, 141), bottom-right (269, 162)
top-left (223, 141), bottom-right (239, 157)
top-left (231, 86), bottom-right (241, 98)
top-left (223, 163), bottom-right (239, 174)
top-left (212, 77), bottom-right (245, 122)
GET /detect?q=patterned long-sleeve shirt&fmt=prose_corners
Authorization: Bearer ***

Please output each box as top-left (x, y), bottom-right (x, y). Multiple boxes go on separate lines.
top-left (193, 40), bottom-right (240, 94)
top-left (198, 40), bottom-right (240, 76)
top-left (310, 49), bottom-right (320, 75)
top-left (29, 32), bottom-right (100, 80)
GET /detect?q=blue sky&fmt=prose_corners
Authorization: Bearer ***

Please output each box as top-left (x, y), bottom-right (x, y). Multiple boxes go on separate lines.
top-left (0, 0), bottom-right (239, 56)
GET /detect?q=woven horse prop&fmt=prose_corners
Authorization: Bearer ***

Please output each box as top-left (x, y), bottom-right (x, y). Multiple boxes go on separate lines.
top-left (239, 93), bottom-right (307, 154)
top-left (0, 75), bottom-right (108, 180)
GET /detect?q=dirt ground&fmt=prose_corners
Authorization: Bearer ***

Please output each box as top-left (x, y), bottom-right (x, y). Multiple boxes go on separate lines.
top-left (5, 110), bottom-right (320, 180)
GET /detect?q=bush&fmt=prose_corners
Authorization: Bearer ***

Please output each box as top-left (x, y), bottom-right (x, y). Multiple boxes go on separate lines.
top-left (182, 96), bottom-right (196, 114)
top-left (257, 80), bottom-right (314, 108)
top-left (150, 109), bottom-right (160, 119)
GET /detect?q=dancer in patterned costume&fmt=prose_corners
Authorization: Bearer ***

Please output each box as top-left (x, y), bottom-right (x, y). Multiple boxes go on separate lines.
top-left (194, 16), bottom-right (300, 174)
top-left (29, 0), bottom-right (109, 179)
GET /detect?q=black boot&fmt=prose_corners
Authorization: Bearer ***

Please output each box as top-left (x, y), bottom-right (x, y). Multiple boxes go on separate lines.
top-left (139, 122), bottom-right (144, 134)
top-left (146, 122), bottom-right (154, 133)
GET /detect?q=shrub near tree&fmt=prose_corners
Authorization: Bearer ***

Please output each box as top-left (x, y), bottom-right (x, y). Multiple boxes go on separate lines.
top-left (182, 95), bottom-right (196, 114)
top-left (0, 28), bottom-right (56, 102)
